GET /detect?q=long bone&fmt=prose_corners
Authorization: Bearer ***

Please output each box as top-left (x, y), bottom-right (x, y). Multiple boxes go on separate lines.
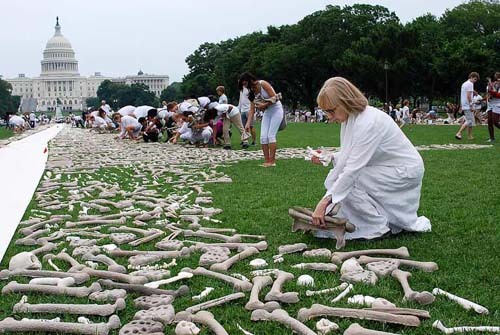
top-left (109, 226), bottom-right (156, 236)
top-left (175, 311), bottom-right (229, 335)
top-left (91, 199), bottom-right (133, 209)
top-left (2, 281), bottom-right (101, 298)
top-left (0, 315), bottom-right (120, 335)
top-left (185, 292), bottom-right (246, 314)
top-left (183, 229), bottom-right (243, 243)
top-left (182, 267), bottom-right (253, 292)
top-left (135, 207), bottom-right (163, 221)
top-left (18, 218), bottom-right (63, 235)
top-left (144, 271), bottom-right (193, 288)
top-left (107, 247), bottom-right (191, 259)
top-left (98, 279), bottom-right (189, 297)
top-left (358, 256), bottom-right (438, 272)
top-left (432, 288), bottom-right (489, 314)
top-left (297, 304), bottom-right (421, 326)
top-left (78, 210), bottom-right (142, 221)
top-left (0, 269), bottom-right (89, 284)
top-left (344, 323), bottom-right (401, 335)
top-left (129, 229), bottom-right (164, 247)
top-left (210, 247), bottom-right (260, 272)
top-left (29, 277), bottom-right (75, 287)
top-left (80, 268), bottom-right (149, 285)
top-left (81, 253), bottom-right (127, 273)
top-left (65, 217), bottom-right (126, 228)
top-left (264, 270), bottom-right (299, 303)
top-left (306, 282), bottom-right (349, 297)
top-left (81, 202), bottom-right (111, 213)
top-left (187, 240), bottom-right (268, 251)
top-left (293, 263), bottom-right (338, 272)
top-left (331, 283), bottom-right (354, 303)
top-left (246, 276), bottom-right (281, 311)
top-left (391, 269), bottom-right (435, 305)
top-left (331, 247), bottom-right (410, 265)
top-left (432, 320), bottom-right (499, 334)
top-left (363, 307), bottom-right (430, 319)
top-left (251, 309), bottom-right (316, 335)
top-left (16, 228), bottom-right (50, 245)
top-left (13, 296), bottom-right (126, 316)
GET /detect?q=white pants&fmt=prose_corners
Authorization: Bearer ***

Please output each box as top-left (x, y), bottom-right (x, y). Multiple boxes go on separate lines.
top-left (190, 127), bottom-right (212, 144)
top-left (315, 165), bottom-right (430, 240)
top-left (260, 102), bottom-right (283, 144)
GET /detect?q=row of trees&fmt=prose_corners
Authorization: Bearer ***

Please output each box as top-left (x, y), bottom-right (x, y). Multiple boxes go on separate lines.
top-left (88, 80), bottom-right (158, 110)
top-left (166, 1), bottom-right (499, 110)
top-left (0, 79), bottom-right (21, 118)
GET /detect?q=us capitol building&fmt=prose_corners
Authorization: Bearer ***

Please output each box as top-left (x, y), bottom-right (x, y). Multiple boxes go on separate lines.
top-left (5, 18), bottom-right (169, 112)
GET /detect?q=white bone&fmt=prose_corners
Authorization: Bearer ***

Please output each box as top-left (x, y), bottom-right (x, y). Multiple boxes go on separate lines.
top-left (144, 271), bottom-right (193, 288)
top-left (306, 282), bottom-right (349, 297)
top-left (316, 318), bottom-right (339, 335)
top-left (433, 320), bottom-right (499, 334)
top-left (175, 321), bottom-right (200, 335)
top-left (231, 273), bottom-right (250, 282)
top-left (340, 258), bottom-right (363, 275)
top-left (47, 258), bottom-right (60, 271)
top-left (432, 288), bottom-right (489, 314)
top-left (331, 283), bottom-right (354, 303)
top-left (297, 275), bottom-right (315, 287)
top-left (249, 258), bottom-right (268, 268)
top-left (344, 323), bottom-right (401, 335)
top-left (29, 277), bottom-right (75, 287)
top-left (192, 287), bottom-right (214, 301)
top-left (237, 323), bottom-right (255, 335)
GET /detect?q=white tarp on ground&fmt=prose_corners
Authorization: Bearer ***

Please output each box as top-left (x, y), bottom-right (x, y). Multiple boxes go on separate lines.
top-left (0, 124), bottom-right (63, 261)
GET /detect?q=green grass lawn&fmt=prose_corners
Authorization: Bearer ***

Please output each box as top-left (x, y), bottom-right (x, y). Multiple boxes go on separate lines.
top-left (0, 127), bottom-right (13, 140)
top-left (0, 123), bottom-right (498, 334)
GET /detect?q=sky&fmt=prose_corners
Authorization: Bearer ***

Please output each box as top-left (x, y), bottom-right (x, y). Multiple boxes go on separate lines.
top-left (0, 0), bottom-right (466, 82)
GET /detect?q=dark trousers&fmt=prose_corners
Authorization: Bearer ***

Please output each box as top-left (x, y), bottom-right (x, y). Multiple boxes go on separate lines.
top-left (487, 111), bottom-right (500, 140)
top-left (143, 132), bottom-right (159, 142)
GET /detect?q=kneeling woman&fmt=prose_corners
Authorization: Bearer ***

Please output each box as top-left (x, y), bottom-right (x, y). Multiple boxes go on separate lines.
top-left (312, 77), bottom-right (430, 240)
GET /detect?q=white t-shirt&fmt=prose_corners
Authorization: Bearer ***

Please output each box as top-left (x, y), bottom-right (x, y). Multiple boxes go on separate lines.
top-left (472, 95), bottom-right (482, 110)
top-left (90, 110), bottom-right (99, 117)
top-left (118, 105), bottom-right (136, 116)
top-left (119, 115), bottom-right (141, 137)
top-left (134, 106), bottom-right (155, 119)
top-left (198, 97), bottom-right (211, 109)
top-left (93, 116), bottom-right (107, 128)
top-left (395, 109), bottom-right (402, 119)
top-left (219, 94), bottom-right (228, 104)
top-left (461, 80), bottom-right (474, 110)
top-left (215, 104), bottom-right (239, 118)
top-left (101, 103), bottom-right (112, 115)
top-left (402, 106), bottom-right (410, 118)
top-left (29, 113), bottom-right (36, 121)
top-left (158, 108), bottom-right (173, 119)
top-left (238, 88), bottom-right (251, 114)
top-left (9, 115), bottom-right (24, 126)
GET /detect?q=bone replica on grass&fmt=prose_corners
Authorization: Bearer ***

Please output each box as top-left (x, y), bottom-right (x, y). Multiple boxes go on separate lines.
top-left (91, 199), bottom-right (133, 209)
top-left (288, 207), bottom-right (355, 249)
top-left (293, 263), bottom-right (338, 272)
top-left (297, 304), bottom-right (420, 326)
top-left (331, 283), bottom-right (354, 303)
top-left (0, 269), bottom-right (89, 284)
top-left (65, 217), bottom-right (126, 228)
top-left (331, 247), bottom-right (410, 265)
top-left (144, 271), bottom-right (193, 288)
top-left (29, 277), bottom-right (75, 287)
top-left (108, 247), bottom-right (191, 259)
top-left (8, 242), bottom-right (58, 271)
top-left (344, 323), bottom-right (401, 335)
top-left (199, 247), bottom-right (231, 267)
top-left (297, 274), bottom-right (315, 287)
top-left (119, 319), bottom-right (165, 335)
top-left (306, 282), bottom-right (349, 297)
top-left (134, 304), bottom-right (175, 325)
top-left (13, 295), bottom-right (126, 316)
top-left (175, 310), bottom-right (229, 335)
top-left (130, 269), bottom-right (171, 281)
top-left (251, 309), bottom-right (316, 335)
top-left (175, 321), bottom-right (200, 335)
top-left (135, 294), bottom-right (175, 309)
top-left (89, 289), bottom-right (127, 302)
top-left (82, 253), bottom-right (127, 273)
top-left (129, 228), bottom-right (164, 246)
top-left (316, 319), bottom-right (339, 335)
top-left (2, 281), bottom-right (101, 297)
top-left (210, 246), bottom-right (260, 272)
top-left (98, 279), bottom-right (189, 297)
top-left (365, 260), bottom-right (400, 277)
top-left (182, 267), bottom-right (253, 291)
top-left (189, 240), bottom-right (268, 251)
top-left (391, 269), bottom-right (435, 305)
top-left (303, 248), bottom-right (332, 258)
top-left (185, 292), bottom-right (246, 314)
top-left (249, 258), bottom-right (268, 268)
top-left (0, 315), bottom-right (120, 335)
top-left (245, 276), bottom-right (281, 311)
top-left (192, 287), bottom-right (215, 301)
top-left (16, 228), bottom-right (50, 245)
top-left (18, 218), bottom-right (63, 235)
top-left (358, 256), bottom-right (438, 273)
top-left (364, 307), bottom-right (430, 319)
top-left (264, 270), bottom-right (299, 303)
top-left (432, 288), bottom-right (489, 314)
top-left (432, 320), bottom-right (499, 334)
top-left (347, 295), bottom-right (395, 308)
top-left (278, 243), bottom-right (308, 255)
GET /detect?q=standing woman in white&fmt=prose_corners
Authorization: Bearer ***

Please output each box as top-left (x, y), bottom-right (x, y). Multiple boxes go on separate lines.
top-left (311, 77), bottom-right (431, 240)
top-left (240, 72), bottom-right (283, 167)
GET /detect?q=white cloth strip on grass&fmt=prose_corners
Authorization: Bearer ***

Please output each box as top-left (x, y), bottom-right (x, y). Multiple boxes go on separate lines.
top-left (0, 124), bottom-right (63, 261)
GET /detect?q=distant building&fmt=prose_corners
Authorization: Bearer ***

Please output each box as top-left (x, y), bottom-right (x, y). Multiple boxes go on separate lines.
top-left (6, 17), bottom-right (169, 112)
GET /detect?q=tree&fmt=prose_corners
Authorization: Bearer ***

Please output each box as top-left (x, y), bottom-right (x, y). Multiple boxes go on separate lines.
top-left (160, 82), bottom-right (184, 102)
top-left (85, 97), bottom-right (100, 109)
top-left (0, 79), bottom-right (15, 117)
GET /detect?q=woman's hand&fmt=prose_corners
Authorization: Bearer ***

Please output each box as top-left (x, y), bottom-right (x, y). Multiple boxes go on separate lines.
top-left (245, 124), bottom-right (250, 132)
top-left (312, 197), bottom-right (330, 227)
top-left (311, 156), bottom-right (322, 165)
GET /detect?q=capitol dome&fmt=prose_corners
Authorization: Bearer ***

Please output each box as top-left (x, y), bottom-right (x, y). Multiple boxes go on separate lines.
top-left (40, 17), bottom-right (79, 77)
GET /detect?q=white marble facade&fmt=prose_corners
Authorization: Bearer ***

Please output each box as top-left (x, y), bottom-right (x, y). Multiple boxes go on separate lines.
top-left (6, 18), bottom-right (169, 112)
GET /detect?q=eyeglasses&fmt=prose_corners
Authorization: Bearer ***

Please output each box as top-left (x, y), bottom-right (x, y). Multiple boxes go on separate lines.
top-left (324, 106), bottom-right (338, 114)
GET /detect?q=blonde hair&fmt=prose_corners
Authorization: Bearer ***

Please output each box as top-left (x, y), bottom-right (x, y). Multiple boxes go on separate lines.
top-left (317, 77), bottom-right (368, 115)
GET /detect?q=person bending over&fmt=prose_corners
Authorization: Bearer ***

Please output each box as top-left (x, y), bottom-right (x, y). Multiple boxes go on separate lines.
top-left (113, 113), bottom-right (142, 140)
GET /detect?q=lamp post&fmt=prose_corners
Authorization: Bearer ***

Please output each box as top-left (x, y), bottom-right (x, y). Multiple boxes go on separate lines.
top-left (384, 60), bottom-right (389, 104)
